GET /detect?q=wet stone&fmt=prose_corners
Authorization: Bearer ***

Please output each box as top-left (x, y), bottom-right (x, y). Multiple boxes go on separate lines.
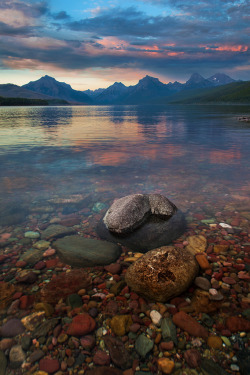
top-left (66, 294), bottom-right (83, 309)
top-left (41, 224), bottom-right (76, 240)
top-left (200, 359), bottom-right (227, 375)
top-left (161, 318), bottom-right (177, 345)
top-left (9, 345), bottom-right (26, 368)
top-left (104, 336), bottom-right (132, 370)
top-left (0, 318), bottom-right (25, 337)
top-left (135, 334), bottom-right (154, 357)
top-left (24, 231), bottom-right (40, 239)
top-left (21, 336), bottom-right (32, 351)
top-left (194, 277), bottom-right (211, 291)
top-left (21, 249), bottom-right (43, 265)
top-left (29, 350), bottom-right (45, 363)
top-left (0, 350), bottom-right (7, 375)
top-left (53, 235), bottom-right (121, 267)
top-left (32, 318), bottom-right (59, 338)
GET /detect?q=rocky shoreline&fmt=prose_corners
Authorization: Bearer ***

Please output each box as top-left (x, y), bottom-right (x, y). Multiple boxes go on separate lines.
top-left (0, 193), bottom-right (249, 375)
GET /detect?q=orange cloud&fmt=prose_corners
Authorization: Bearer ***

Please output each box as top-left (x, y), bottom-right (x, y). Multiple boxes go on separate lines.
top-left (205, 45), bottom-right (248, 52)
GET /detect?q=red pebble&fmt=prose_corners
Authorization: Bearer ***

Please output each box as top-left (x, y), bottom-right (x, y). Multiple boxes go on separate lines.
top-left (172, 311), bottom-right (209, 338)
top-left (15, 260), bottom-right (27, 268)
top-left (67, 313), bottom-right (96, 336)
top-left (45, 259), bottom-right (58, 268)
top-left (226, 316), bottom-right (250, 332)
top-left (39, 358), bottom-right (60, 374)
top-left (160, 341), bottom-right (174, 351)
top-left (12, 292), bottom-right (22, 300)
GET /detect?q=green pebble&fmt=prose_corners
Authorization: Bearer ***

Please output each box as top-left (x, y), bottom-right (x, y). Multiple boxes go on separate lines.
top-left (221, 336), bottom-right (231, 346)
top-left (24, 231), bottom-right (40, 239)
top-left (201, 219), bottom-right (215, 224)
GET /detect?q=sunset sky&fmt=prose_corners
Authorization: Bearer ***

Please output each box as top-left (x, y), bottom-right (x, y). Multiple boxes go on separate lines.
top-left (0, 0), bottom-right (249, 90)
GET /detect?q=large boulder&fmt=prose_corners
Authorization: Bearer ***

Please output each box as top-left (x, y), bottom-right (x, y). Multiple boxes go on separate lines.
top-left (125, 246), bottom-right (199, 302)
top-left (97, 195), bottom-right (185, 252)
top-left (53, 235), bottom-right (121, 267)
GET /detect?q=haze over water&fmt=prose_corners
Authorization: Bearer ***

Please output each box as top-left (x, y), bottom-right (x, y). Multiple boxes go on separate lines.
top-left (0, 104), bottom-right (249, 215)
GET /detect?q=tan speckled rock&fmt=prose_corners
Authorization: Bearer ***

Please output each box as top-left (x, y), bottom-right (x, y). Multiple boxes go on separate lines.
top-left (125, 246), bottom-right (199, 302)
top-left (186, 235), bottom-right (207, 255)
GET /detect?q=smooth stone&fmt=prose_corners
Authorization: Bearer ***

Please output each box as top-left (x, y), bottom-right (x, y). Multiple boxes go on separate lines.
top-left (201, 359), bottom-right (227, 375)
top-left (103, 194), bottom-right (151, 234)
top-left (186, 235), bottom-right (207, 255)
top-left (33, 240), bottom-right (50, 250)
top-left (93, 350), bottom-right (110, 366)
top-left (104, 336), bottom-right (132, 369)
top-left (157, 358), bottom-right (175, 374)
top-left (0, 350), bottom-right (7, 375)
top-left (135, 334), bottom-right (154, 357)
top-left (0, 203), bottom-right (28, 226)
top-left (184, 349), bottom-right (201, 368)
top-left (125, 246), bottom-right (199, 302)
top-left (29, 350), bottom-right (45, 363)
top-left (161, 318), bottom-right (177, 345)
top-left (67, 313), bottom-right (96, 336)
top-left (41, 225), bottom-right (76, 240)
top-left (207, 336), bottom-right (223, 349)
top-left (172, 311), bottom-right (208, 339)
top-left (39, 358), bottom-right (60, 373)
top-left (110, 315), bottom-right (133, 336)
top-left (150, 310), bottom-right (162, 326)
top-left (66, 294), bottom-right (83, 309)
top-left (0, 318), bottom-right (25, 337)
top-left (85, 367), bottom-right (123, 375)
top-left (53, 235), bottom-right (121, 267)
top-left (32, 319), bottom-right (59, 338)
top-left (21, 249), bottom-right (43, 265)
top-left (21, 336), bottom-right (32, 351)
top-left (97, 210), bottom-right (186, 252)
top-left (194, 277), bottom-right (211, 291)
top-left (9, 345), bottom-right (26, 368)
top-left (24, 231), bottom-right (40, 239)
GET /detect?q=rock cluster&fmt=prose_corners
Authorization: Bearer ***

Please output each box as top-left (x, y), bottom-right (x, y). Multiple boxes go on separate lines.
top-left (97, 193), bottom-right (185, 251)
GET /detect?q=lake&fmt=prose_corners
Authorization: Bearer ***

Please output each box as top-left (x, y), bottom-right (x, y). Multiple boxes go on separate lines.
top-left (0, 105), bottom-right (249, 220)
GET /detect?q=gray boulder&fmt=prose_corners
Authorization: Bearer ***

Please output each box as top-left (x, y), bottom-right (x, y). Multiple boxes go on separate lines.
top-left (103, 194), bottom-right (150, 234)
top-left (97, 209), bottom-right (185, 252)
top-left (125, 246), bottom-right (199, 302)
top-left (53, 235), bottom-right (121, 267)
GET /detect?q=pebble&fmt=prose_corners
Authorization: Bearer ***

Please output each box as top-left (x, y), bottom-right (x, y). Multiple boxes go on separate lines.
top-left (207, 336), bottom-right (223, 349)
top-left (24, 231), bottom-right (40, 239)
top-left (0, 350), bottom-right (7, 375)
top-left (157, 358), bottom-right (175, 374)
top-left (135, 334), bottom-right (154, 357)
top-left (194, 277), bottom-right (211, 290)
top-left (173, 311), bottom-right (208, 338)
top-left (39, 358), bottom-right (60, 373)
top-left (150, 310), bottom-right (162, 326)
top-left (110, 315), bottom-right (133, 336)
top-left (67, 313), bottom-right (96, 336)
top-left (0, 318), bottom-right (25, 337)
top-left (184, 349), bottom-right (201, 368)
top-left (9, 345), bottom-right (26, 368)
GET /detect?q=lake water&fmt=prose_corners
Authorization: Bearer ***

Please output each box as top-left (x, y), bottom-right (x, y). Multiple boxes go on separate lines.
top-left (0, 104), bottom-right (249, 226)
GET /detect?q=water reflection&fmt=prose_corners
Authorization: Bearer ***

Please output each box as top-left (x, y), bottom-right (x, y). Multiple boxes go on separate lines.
top-left (0, 105), bottom-right (249, 208)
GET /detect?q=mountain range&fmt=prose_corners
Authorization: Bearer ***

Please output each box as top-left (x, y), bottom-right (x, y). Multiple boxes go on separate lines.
top-left (0, 72), bottom-right (247, 105)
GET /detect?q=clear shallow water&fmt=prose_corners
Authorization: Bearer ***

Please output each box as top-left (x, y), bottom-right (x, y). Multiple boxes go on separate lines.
top-left (0, 104), bottom-right (249, 216)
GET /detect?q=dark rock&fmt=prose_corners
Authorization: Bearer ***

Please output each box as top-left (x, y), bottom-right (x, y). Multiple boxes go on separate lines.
top-left (110, 280), bottom-right (126, 296)
top-left (32, 318), bottom-right (59, 338)
top-left (93, 350), bottom-right (110, 366)
top-left (85, 367), bottom-right (123, 375)
top-left (53, 235), bottom-right (121, 267)
top-left (104, 336), bottom-right (132, 370)
top-left (184, 349), bottom-right (201, 368)
top-left (173, 311), bottom-right (208, 339)
top-left (0, 350), bottom-right (7, 375)
top-left (103, 194), bottom-right (151, 233)
top-left (80, 335), bottom-right (96, 350)
top-left (21, 336), bottom-right (31, 351)
top-left (41, 224), bottom-right (76, 240)
top-left (125, 246), bottom-right (199, 302)
top-left (97, 209), bottom-right (185, 252)
top-left (161, 318), bottom-right (177, 345)
top-left (200, 359), bottom-right (227, 375)
top-left (0, 318), bottom-right (25, 337)
top-left (66, 294), bottom-right (83, 309)
top-left (135, 334), bottom-right (154, 357)
top-left (17, 271), bottom-right (38, 284)
top-left (21, 249), bottom-right (43, 265)
top-left (237, 349), bottom-right (250, 375)
top-left (29, 349), bottom-right (45, 363)
top-left (9, 345), bottom-right (26, 368)
top-left (39, 358), bottom-right (60, 373)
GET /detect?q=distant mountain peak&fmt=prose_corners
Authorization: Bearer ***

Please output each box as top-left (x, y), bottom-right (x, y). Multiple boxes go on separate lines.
top-left (187, 73), bottom-right (206, 83)
top-left (207, 73), bottom-right (235, 85)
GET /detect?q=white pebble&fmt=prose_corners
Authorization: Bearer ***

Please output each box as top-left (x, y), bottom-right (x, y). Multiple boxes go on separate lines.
top-left (219, 222), bottom-right (232, 229)
top-left (150, 310), bottom-right (162, 326)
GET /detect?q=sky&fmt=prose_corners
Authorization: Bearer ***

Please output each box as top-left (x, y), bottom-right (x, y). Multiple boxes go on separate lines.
top-left (0, 0), bottom-right (249, 90)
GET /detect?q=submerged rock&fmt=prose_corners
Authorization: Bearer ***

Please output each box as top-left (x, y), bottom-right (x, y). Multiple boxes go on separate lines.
top-left (53, 235), bottom-right (121, 267)
top-left (41, 224), bottom-right (76, 240)
top-left (125, 246), bottom-right (199, 302)
top-left (97, 210), bottom-right (185, 252)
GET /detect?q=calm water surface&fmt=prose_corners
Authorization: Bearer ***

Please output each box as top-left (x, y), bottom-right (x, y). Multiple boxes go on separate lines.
top-left (0, 105), bottom-right (249, 218)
